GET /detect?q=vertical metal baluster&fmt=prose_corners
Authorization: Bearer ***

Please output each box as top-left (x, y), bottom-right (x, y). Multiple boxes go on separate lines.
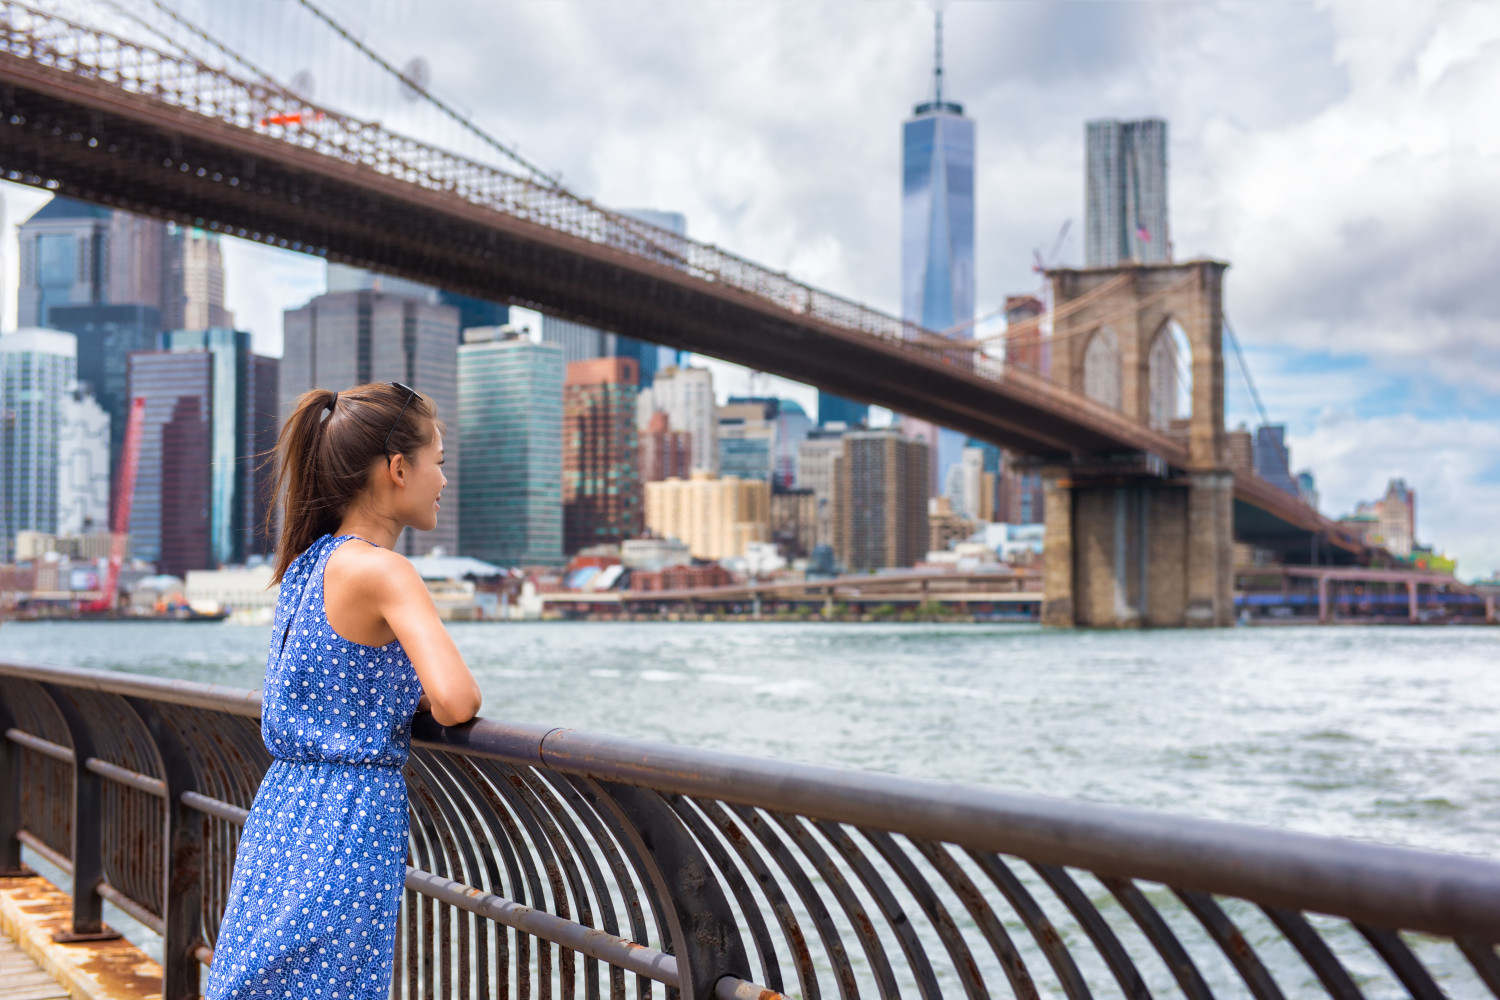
top-left (1257, 907), bottom-right (1365, 1000)
top-left (1173, 891), bottom-right (1285, 1000)
top-left (39, 683), bottom-right (120, 941)
top-left (126, 696), bottom-right (204, 1000)
top-left (1454, 936), bottom-right (1500, 998)
top-left (1353, 924), bottom-right (1447, 1000)
top-left (0, 693), bottom-right (35, 876)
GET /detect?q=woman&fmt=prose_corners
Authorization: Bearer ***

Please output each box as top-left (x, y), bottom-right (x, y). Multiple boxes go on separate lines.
top-left (205, 381), bottom-right (482, 1000)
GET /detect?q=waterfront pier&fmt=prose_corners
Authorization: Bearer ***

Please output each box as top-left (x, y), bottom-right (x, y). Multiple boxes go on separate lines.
top-left (2, 659), bottom-right (1499, 999)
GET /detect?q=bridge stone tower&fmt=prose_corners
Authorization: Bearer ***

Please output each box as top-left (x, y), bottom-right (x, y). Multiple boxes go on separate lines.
top-left (1040, 260), bottom-right (1234, 628)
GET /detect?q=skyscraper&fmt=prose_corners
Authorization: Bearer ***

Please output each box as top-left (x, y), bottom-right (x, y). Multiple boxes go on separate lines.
top-left (281, 289), bottom-right (460, 557)
top-left (325, 263), bottom-right (510, 338)
top-left (16, 198), bottom-right (167, 327)
top-left (162, 226), bottom-right (232, 331)
top-left (1253, 425), bottom-right (1297, 497)
top-left (58, 385), bottom-right (111, 536)
top-left (641, 366), bottom-right (717, 474)
top-left (836, 431), bottom-right (930, 571)
top-left (162, 328), bottom-right (277, 565)
top-left (17, 200), bottom-right (230, 333)
top-left (0, 329), bottom-right (78, 560)
top-left (47, 304), bottom-right (162, 516)
top-left (126, 349), bottom-right (214, 576)
top-left (640, 411), bottom-right (692, 483)
top-left (1085, 118), bottom-right (1170, 267)
top-left (540, 316), bottom-right (659, 388)
top-left (563, 358), bottom-right (641, 553)
top-left (457, 328), bottom-right (564, 567)
top-left (900, 11), bottom-right (975, 494)
top-left (817, 392), bottom-right (869, 429)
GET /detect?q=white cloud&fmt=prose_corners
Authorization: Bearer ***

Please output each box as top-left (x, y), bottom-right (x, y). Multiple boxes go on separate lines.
top-left (7, 0), bottom-right (1496, 545)
top-left (1298, 410), bottom-right (1500, 580)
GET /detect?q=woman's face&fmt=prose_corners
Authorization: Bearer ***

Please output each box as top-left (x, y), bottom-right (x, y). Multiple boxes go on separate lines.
top-left (395, 428), bottom-right (447, 532)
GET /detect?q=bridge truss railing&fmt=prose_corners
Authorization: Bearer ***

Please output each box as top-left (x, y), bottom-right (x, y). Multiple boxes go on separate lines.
top-left (2, 660), bottom-right (1498, 1000)
top-left (0, 0), bottom-right (1166, 449)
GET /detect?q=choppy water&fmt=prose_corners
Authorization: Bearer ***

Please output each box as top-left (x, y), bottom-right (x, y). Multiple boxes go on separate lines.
top-left (3, 620), bottom-right (1495, 858)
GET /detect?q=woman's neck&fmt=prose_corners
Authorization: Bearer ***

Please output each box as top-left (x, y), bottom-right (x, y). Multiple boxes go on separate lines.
top-left (335, 511), bottom-right (402, 550)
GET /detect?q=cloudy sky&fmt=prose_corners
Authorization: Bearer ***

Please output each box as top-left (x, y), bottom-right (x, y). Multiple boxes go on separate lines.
top-left (4, 0), bottom-right (1498, 577)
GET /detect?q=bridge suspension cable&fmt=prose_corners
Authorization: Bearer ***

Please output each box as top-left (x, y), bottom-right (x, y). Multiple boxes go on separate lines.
top-left (288, 0), bottom-right (562, 188)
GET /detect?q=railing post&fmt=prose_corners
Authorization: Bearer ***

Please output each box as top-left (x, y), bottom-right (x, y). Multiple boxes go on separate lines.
top-left (125, 697), bottom-right (203, 1000)
top-left (0, 694), bottom-right (35, 877)
top-left (583, 780), bottom-right (752, 1000)
top-left (38, 683), bottom-right (121, 941)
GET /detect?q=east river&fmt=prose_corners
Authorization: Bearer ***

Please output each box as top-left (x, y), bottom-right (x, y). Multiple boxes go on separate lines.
top-left (4, 620), bottom-right (1497, 997)
top-left (3, 620), bottom-right (1494, 859)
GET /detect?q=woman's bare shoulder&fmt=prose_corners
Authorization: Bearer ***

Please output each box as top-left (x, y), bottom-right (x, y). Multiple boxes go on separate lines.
top-left (325, 540), bottom-right (425, 597)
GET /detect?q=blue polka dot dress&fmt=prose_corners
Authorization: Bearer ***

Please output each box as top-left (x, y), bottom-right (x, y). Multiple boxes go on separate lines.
top-left (206, 533), bottom-right (424, 1000)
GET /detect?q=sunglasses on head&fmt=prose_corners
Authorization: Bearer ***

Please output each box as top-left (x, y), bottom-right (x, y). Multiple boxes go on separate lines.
top-left (383, 381), bottom-right (420, 461)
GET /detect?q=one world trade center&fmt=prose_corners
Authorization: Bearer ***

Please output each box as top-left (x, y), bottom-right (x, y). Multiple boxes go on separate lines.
top-left (900, 10), bottom-right (974, 495)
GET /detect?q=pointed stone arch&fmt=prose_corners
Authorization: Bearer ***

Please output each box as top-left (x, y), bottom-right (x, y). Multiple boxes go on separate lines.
top-left (1082, 325), bottom-right (1122, 410)
top-left (1042, 261), bottom-right (1234, 630)
top-left (1147, 317), bottom-right (1192, 431)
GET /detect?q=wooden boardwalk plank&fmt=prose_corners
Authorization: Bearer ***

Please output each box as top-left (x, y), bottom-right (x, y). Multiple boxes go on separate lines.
top-left (0, 933), bottom-right (67, 999)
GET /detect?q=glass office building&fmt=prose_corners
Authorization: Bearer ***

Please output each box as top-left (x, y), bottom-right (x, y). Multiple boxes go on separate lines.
top-left (816, 391), bottom-right (868, 430)
top-left (902, 109), bottom-right (974, 334)
top-left (457, 331), bottom-right (565, 566)
top-left (0, 329), bottom-right (77, 560)
top-left (163, 328), bottom-right (253, 567)
top-left (48, 304), bottom-right (162, 493)
top-left (282, 289), bottom-right (460, 557)
top-left (900, 28), bottom-right (975, 495)
top-left (126, 350), bottom-right (213, 575)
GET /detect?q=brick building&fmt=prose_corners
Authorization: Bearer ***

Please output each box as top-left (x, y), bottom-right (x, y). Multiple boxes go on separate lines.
top-left (639, 410), bottom-right (692, 483)
top-left (563, 358), bottom-right (642, 553)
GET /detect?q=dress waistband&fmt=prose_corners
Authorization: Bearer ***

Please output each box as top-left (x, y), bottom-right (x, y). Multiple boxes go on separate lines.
top-left (268, 754), bottom-right (406, 770)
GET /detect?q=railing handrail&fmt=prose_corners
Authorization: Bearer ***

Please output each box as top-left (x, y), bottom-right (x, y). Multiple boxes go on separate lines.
top-left (4, 657), bottom-right (1497, 938)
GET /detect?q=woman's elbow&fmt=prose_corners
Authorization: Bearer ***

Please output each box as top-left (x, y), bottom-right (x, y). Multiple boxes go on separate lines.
top-left (433, 687), bottom-right (482, 727)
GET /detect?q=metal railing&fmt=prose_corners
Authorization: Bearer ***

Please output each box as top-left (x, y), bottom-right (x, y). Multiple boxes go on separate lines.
top-left (2, 658), bottom-right (1498, 1000)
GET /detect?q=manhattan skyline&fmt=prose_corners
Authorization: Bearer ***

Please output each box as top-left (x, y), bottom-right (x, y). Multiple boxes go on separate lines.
top-left (0, 0), bottom-right (1494, 575)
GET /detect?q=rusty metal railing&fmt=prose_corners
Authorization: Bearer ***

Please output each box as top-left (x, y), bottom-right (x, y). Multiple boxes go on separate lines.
top-left (2, 658), bottom-right (1498, 1000)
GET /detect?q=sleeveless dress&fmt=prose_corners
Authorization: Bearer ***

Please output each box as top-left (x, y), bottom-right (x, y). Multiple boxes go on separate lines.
top-left (205, 533), bottom-right (424, 1000)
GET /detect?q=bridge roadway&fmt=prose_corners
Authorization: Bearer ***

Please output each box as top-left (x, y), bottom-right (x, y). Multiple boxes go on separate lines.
top-left (0, 3), bottom-right (1365, 561)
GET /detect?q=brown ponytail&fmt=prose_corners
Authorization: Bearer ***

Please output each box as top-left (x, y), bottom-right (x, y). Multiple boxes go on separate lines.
top-left (263, 382), bottom-right (445, 584)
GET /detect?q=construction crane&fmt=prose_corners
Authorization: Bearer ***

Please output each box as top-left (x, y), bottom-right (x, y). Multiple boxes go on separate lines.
top-left (80, 396), bottom-right (145, 615)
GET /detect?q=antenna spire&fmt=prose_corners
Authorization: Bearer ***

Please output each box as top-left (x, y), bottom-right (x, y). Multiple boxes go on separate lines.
top-left (933, 9), bottom-right (944, 106)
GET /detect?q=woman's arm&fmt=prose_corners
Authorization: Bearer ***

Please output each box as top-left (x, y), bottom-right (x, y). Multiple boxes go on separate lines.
top-left (373, 557), bottom-right (482, 726)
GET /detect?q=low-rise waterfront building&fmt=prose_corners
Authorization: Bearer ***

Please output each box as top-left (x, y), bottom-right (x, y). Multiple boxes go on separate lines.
top-left (621, 537), bottom-right (692, 572)
top-left (184, 563), bottom-right (278, 613)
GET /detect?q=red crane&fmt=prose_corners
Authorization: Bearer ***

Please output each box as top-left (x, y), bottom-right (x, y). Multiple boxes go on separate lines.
top-left (81, 396), bottom-right (145, 615)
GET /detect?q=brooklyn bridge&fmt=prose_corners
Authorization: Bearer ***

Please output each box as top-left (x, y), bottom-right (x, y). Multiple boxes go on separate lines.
top-left (0, 2), bottom-right (1373, 627)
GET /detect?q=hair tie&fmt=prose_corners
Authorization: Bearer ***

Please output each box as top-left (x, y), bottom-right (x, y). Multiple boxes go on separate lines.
top-left (326, 390), bottom-right (338, 412)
